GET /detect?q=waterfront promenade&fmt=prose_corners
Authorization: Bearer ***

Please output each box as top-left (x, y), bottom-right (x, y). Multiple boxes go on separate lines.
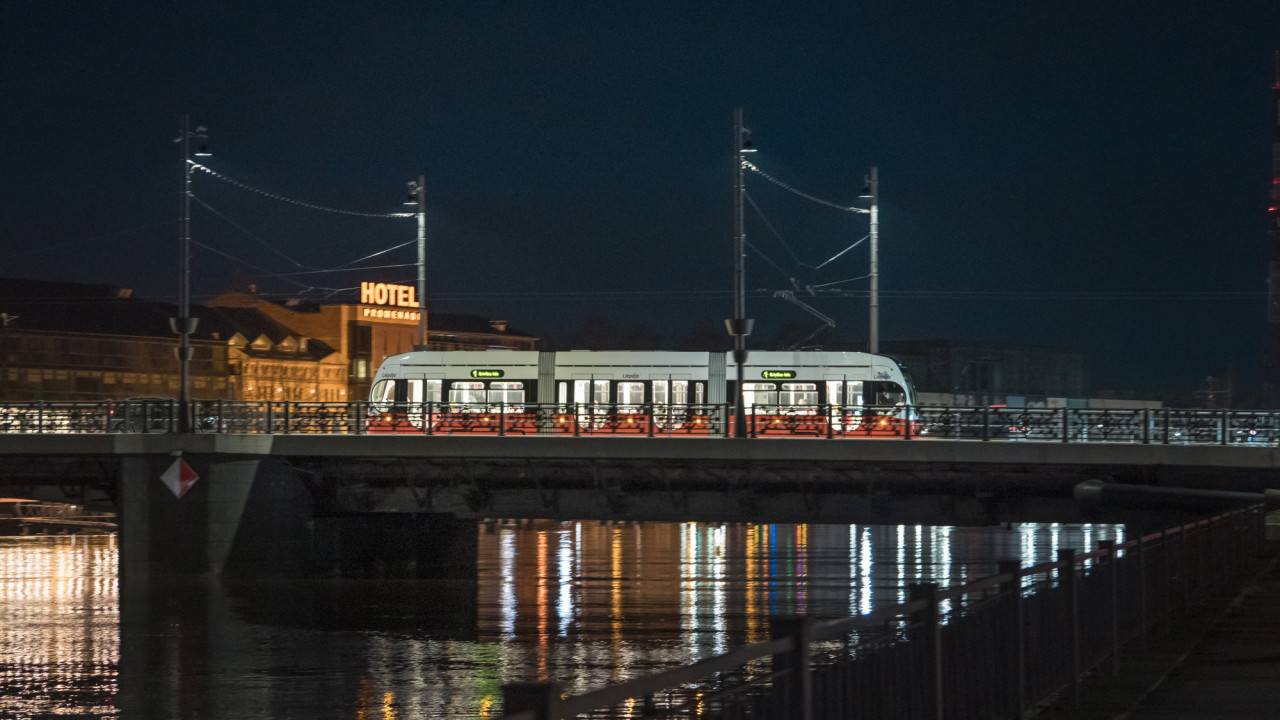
top-left (1042, 543), bottom-right (1280, 719)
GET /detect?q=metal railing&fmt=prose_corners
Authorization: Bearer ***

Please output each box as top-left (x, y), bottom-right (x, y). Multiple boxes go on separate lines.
top-left (0, 400), bottom-right (1278, 444)
top-left (498, 506), bottom-right (1267, 719)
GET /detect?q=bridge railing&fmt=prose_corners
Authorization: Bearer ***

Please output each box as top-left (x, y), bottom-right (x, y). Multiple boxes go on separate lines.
top-left (499, 505), bottom-right (1266, 720)
top-left (1, 400), bottom-right (1278, 444)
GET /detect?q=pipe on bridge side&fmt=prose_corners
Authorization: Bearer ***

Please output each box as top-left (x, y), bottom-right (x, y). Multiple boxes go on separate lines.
top-left (1074, 479), bottom-right (1280, 513)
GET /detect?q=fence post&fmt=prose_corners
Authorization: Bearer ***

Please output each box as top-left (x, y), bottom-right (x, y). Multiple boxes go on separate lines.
top-left (1182, 525), bottom-right (1192, 608)
top-left (501, 682), bottom-right (563, 720)
top-left (998, 560), bottom-right (1026, 717)
top-left (1137, 535), bottom-right (1149, 651)
top-left (904, 405), bottom-right (913, 440)
top-left (908, 583), bottom-right (944, 720)
top-left (1099, 539), bottom-right (1120, 677)
top-left (1162, 408), bottom-right (1171, 444)
top-left (1058, 548), bottom-right (1080, 705)
top-left (768, 615), bottom-right (813, 720)
top-left (1062, 407), bottom-right (1070, 443)
top-left (1220, 410), bottom-right (1228, 445)
top-left (1142, 408), bottom-right (1151, 444)
top-left (283, 401), bottom-right (292, 434)
top-left (499, 401), bottom-right (506, 436)
top-left (982, 406), bottom-right (990, 441)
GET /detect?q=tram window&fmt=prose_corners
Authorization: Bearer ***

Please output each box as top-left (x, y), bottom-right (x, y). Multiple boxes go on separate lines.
top-left (369, 380), bottom-right (396, 413)
top-left (847, 381), bottom-right (864, 408)
top-left (866, 381), bottom-right (905, 407)
top-left (617, 382), bottom-right (644, 410)
top-left (573, 380), bottom-right (610, 405)
top-left (743, 383), bottom-right (777, 413)
top-left (654, 380), bottom-right (689, 406)
top-left (558, 382), bottom-right (568, 406)
top-left (695, 382), bottom-right (704, 406)
top-left (487, 381), bottom-right (525, 409)
top-left (449, 381), bottom-right (487, 409)
top-left (780, 383), bottom-right (817, 407)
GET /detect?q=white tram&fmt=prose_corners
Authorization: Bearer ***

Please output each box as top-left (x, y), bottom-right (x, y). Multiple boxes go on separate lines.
top-left (367, 350), bottom-right (916, 437)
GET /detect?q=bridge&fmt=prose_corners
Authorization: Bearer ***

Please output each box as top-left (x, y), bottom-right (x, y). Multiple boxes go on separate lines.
top-left (1, 400), bottom-right (1278, 581)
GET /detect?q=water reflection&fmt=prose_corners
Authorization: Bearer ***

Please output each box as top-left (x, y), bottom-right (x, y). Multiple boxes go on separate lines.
top-left (0, 535), bottom-right (118, 718)
top-left (1, 521), bottom-right (1123, 719)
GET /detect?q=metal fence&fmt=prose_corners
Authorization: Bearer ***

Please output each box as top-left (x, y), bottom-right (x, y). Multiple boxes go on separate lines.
top-left (498, 506), bottom-right (1266, 720)
top-left (1, 400), bottom-right (1278, 444)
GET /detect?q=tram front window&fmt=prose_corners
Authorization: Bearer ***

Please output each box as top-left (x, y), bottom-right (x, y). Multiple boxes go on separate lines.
top-left (370, 380), bottom-right (396, 413)
top-left (866, 381), bottom-right (906, 407)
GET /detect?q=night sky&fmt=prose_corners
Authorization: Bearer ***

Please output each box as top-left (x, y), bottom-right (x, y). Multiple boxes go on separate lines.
top-left (4, 2), bottom-right (1279, 396)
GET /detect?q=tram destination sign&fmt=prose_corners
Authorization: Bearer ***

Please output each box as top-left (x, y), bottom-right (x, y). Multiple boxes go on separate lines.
top-left (471, 369), bottom-right (504, 379)
top-left (761, 370), bottom-right (796, 379)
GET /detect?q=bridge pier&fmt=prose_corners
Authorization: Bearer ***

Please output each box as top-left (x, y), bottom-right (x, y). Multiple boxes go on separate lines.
top-left (119, 452), bottom-right (478, 579)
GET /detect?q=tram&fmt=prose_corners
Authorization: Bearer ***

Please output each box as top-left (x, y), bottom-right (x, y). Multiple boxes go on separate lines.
top-left (367, 350), bottom-right (916, 437)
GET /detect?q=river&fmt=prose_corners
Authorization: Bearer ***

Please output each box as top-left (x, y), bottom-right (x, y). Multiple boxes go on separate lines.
top-left (0, 520), bottom-right (1122, 719)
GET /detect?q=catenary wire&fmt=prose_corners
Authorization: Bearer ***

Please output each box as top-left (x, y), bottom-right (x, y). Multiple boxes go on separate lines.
top-left (190, 162), bottom-right (415, 219)
top-left (190, 196), bottom-right (313, 270)
top-left (743, 160), bottom-right (869, 214)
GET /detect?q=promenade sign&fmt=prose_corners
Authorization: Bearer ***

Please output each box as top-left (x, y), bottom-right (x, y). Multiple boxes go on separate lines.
top-left (360, 282), bottom-right (421, 323)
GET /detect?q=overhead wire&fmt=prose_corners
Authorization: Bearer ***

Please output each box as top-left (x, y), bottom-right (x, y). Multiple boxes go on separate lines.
top-left (190, 196), bottom-right (313, 270)
top-left (743, 190), bottom-right (805, 267)
top-left (742, 160), bottom-right (868, 214)
top-left (190, 162), bottom-right (415, 219)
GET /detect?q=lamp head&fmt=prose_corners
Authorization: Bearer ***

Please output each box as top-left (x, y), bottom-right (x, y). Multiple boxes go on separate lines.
top-left (859, 176), bottom-right (873, 198)
top-left (193, 144), bottom-right (212, 157)
top-left (740, 138), bottom-right (757, 153)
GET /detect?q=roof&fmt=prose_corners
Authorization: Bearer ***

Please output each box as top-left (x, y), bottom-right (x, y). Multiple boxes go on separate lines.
top-left (0, 278), bottom-right (335, 359)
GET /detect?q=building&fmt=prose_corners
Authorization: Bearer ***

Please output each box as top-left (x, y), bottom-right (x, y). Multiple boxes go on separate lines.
top-left (208, 284), bottom-right (537, 400)
top-left (0, 279), bottom-right (230, 401)
top-left (0, 278), bottom-right (340, 403)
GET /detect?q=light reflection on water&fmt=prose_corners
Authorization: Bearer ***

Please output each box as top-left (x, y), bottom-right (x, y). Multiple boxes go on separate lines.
top-left (0, 521), bottom-right (1121, 719)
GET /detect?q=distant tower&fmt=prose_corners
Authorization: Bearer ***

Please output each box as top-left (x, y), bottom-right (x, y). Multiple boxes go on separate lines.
top-left (1266, 51), bottom-right (1280, 407)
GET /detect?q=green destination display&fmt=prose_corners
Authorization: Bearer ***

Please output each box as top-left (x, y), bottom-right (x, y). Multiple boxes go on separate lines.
top-left (761, 370), bottom-right (796, 379)
top-left (471, 369), bottom-right (504, 378)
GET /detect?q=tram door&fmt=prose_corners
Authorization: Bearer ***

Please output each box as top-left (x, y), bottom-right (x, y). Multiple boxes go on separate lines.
top-left (559, 379), bottom-right (610, 429)
top-left (825, 379), bottom-right (865, 431)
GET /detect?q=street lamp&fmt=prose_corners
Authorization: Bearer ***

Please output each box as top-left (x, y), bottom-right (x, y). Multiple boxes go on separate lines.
top-left (859, 167), bottom-right (879, 354)
top-left (406, 176), bottom-right (427, 350)
top-left (173, 115), bottom-right (210, 432)
top-left (726, 108), bottom-right (756, 438)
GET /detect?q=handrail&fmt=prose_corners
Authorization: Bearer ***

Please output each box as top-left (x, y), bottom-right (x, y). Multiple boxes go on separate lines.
top-left (1, 400), bottom-right (1278, 446)
top-left (498, 505), bottom-right (1266, 719)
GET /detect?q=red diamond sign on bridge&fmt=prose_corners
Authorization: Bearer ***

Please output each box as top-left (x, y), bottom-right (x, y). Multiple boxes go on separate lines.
top-left (160, 457), bottom-right (199, 499)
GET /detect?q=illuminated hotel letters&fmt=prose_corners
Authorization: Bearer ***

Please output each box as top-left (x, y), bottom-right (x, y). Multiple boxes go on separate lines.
top-left (360, 281), bottom-right (421, 322)
top-left (361, 282), bottom-right (418, 308)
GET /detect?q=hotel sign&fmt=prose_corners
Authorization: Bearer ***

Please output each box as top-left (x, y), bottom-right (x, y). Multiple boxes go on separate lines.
top-left (360, 282), bottom-right (421, 323)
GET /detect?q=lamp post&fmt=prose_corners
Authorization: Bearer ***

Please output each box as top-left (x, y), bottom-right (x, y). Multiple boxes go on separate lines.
top-left (174, 115), bottom-right (210, 432)
top-left (727, 108), bottom-right (756, 438)
top-left (860, 167), bottom-right (879, 354)
top-left (407, 176), bottom-right (427, 350)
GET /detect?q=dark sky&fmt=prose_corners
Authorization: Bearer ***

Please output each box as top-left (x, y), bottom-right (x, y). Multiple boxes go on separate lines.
top-left (3, 1), bottom-right (1279, 395)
